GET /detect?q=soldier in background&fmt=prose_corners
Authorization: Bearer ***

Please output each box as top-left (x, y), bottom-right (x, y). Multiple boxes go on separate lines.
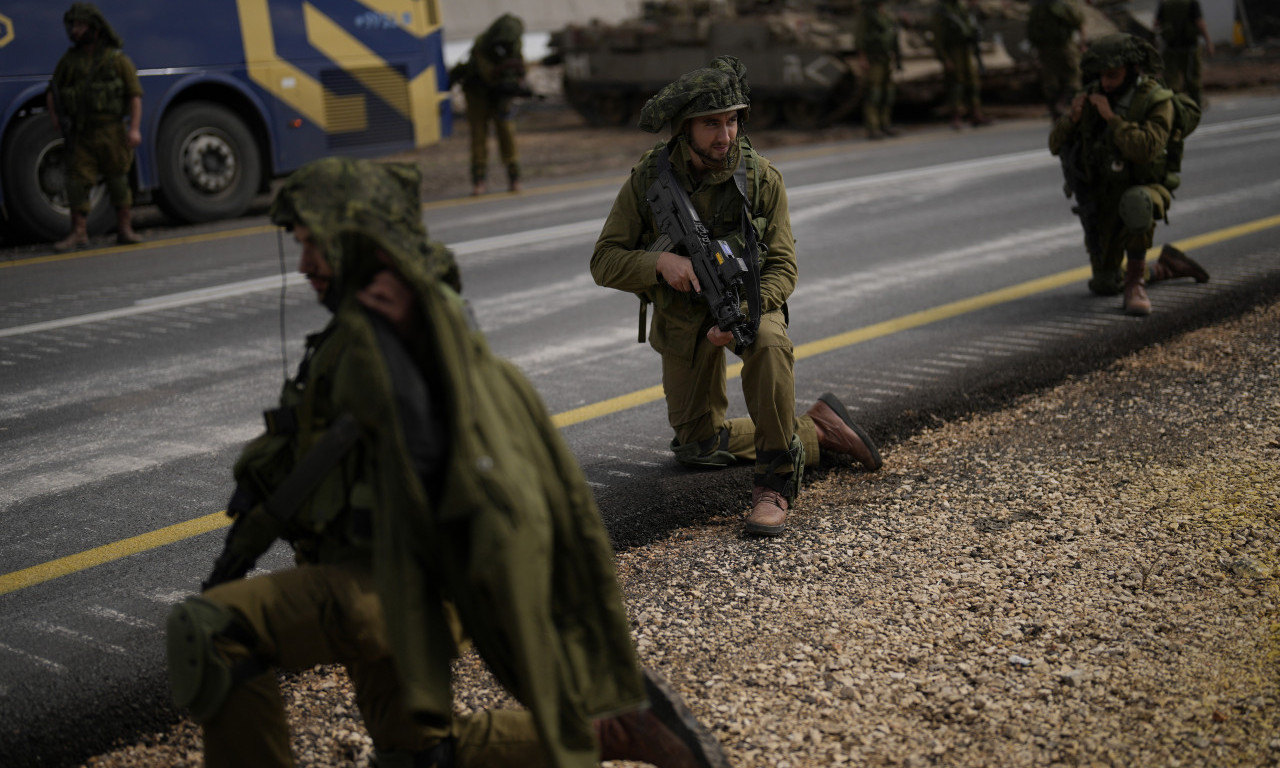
top-left (591, 56), bottom-right (884, 537)
top-left (166, 156), bottom-right (729, 768)
top-left (1155, 0), bottom-right (1215, 106)
top-left (930, 0), bottom-right (991, 129)
top-left (1027, 0), bottom-right (1087, 119)
top-left (1049, 34), bottom-right (1209, 316)
top-left (452, 13), bottom-right (529, 195)
top-left (856, 0), bottom-right (904, 140)
top-left (46, 3), bottom-right (143, 251)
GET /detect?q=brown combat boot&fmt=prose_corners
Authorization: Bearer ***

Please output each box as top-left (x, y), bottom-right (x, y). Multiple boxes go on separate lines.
top-left (116, 207), bottom-right (142, 245)
top-left (53, 212), bottom-right (89, 252)
top-left (595, 668), bottom-right (730, 768)
top-left (745, 485), bottom-right (788, 536)
top-left (806, 393), bottom-right (883, 471)
top-left (1123, 255), bottom-right (1151, 316)
top-left (1149, 244), bottom-right (1209, 284)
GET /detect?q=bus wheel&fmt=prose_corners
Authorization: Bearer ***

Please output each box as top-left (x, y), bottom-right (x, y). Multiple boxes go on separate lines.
top-left (154, 102), bottom-right (261, 224)
top-left (1, 113), bottom-right (113, 243)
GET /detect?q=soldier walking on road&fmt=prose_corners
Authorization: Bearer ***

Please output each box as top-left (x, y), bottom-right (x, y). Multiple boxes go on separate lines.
top-left (591, 56), bottom-right (884, 538)
top-left (1155, 0), bottom-right (1215, 107)
top-left (47, 3), bottom-right (143, 251)
top-left (856, 0), bottom-right (904, 140)
top-left (1049, 34), bottom-right (1210, 316)
top-left (451, 13), bottom-right (530, 195)
top-left (166, 156), bottom-right (729, 768)
top-left (1027, 0), bottom-right (1087, 119)
top-left (930, 0), bottom-right (991, 129)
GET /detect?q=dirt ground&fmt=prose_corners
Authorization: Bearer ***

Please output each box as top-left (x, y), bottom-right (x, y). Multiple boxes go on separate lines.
top-left (392, 54), bottom-right (1280, 205)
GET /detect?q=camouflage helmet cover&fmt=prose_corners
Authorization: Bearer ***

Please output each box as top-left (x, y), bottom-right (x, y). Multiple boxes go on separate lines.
top-left (1081, 33), bottom-right (1163, 81)
top-left (638, 55), bottom-right (750, 133)
top-left (64, 2), bottom-right (124, 48)
top-left (269, 157), bottom-right (461, 300)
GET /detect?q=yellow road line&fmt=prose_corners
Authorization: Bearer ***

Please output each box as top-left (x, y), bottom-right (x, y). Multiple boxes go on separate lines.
top-left (4, 213), bottom-right (1279, 594)
top-left (0, 512), bottom-right (230, 596)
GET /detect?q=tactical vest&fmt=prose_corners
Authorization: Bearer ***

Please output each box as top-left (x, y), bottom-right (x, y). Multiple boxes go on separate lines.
top-left (59, 47), bottom-right (130, 124)
top-left (1158, 0), bottom-right (1199, 47)
top-left (1079, 78), bottom-right (1181, 190)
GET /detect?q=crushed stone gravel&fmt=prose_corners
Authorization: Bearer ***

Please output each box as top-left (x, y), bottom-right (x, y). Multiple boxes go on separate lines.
top-left (83, 300), bottom-right (1280, 767)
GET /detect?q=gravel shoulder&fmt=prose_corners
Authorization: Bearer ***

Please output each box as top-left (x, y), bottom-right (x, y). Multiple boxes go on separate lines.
top-left (84, 297), bottom-right (1280, 766)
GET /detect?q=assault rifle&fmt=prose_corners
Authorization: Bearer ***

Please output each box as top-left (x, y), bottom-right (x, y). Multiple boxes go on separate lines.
top-left (645, 146), bottom-right (761, 353)
top-left (1057, 139), bottom-right (1101, 260)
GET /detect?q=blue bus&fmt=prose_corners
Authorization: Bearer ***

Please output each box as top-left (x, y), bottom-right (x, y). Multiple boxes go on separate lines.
top-left (0, 0), bottom-right (452, 241)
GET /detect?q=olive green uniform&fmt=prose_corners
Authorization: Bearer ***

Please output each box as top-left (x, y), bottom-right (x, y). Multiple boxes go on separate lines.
top-left (931, 0), bottom-right (983, 117)
top-left (168, 158), bottom-right (644, 768)
top-left (1027, 0), bottom-right (1084, 118)
top-left (1049, 77), bottom-right (1175, 294)
top-left (1156, 0), bottom-right (1207, 105)
top-left (856, 2), bottom-right (900, 136)
top-left (50, 27), bottom-right (142, 214)
top-left (592, 136), bottom-right (825, 494)
top-left (458, 14), bottom-right (526, 187)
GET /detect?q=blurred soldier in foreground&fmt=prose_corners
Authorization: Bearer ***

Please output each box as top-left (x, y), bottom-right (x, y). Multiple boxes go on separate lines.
top-left (1049, 34), bottom-right (1209, 316)
top-left (930, 0), bottom-right (991, 128)
top-left (856, 0), bottom-right (904, 139)
top-left (452, 13), bottom-right (530, 195)
top-left (166, 156), bottom-right (729, 768)
top-left (1027, 0), bottom-right (1087, 119)
top-left (47, 2), bottom-right (143, 250)
top-left (591, 56), bottom-right (883, 537)
top-left (1155, 0), bottom-right (1215, 106)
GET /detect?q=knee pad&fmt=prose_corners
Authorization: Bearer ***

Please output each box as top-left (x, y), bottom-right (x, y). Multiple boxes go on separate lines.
top-left (1118, 187), bottom-right (1155, 232)
top-left (166, 596), bottom-right (239, 722)
top-left (672, 427), bottom-right (735, 468)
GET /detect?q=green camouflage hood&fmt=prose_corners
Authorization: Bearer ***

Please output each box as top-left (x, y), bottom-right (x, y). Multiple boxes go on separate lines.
top-left (268, 157), bottom-right (461, 305)
top-left (1081, 33), bottom-right (1163, 82)
top-left (64, 2), bottom-right (124, 48)
top-left (638, 55), bottom-right (750, 133)
top-left (479, 13), bottom-right (524, 58)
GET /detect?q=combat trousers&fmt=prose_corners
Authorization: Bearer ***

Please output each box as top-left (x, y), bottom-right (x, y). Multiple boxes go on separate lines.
top-left (939, 46), bottom-right (982, 114)
top-left (862, 58), bottom-right (896, 133)
top-left (200, 562), bottom-right (545, 768)
top-left (1086, 183), bottom-right (1170, 295)
top-left (465, 91), bottom-right (519, 184)
top-left (1163, 45), bottom-right (1203, 106)
top-left (1036, 44), bottom-right (1081, 114)
top-left (662, 310), bottom-right (820, 476)
top-left (66, 119), bottom-right (133, 214)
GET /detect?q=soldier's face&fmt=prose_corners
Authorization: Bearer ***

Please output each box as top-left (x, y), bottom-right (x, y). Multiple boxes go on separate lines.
top-left (293, 224), bottom-right (333, 300)
top-left (1100, 66), bottom-right (1127, 94)
top-left (68, 21), bottom-right (90, 44)
top-left (686, 111), bottom-right (739, 170)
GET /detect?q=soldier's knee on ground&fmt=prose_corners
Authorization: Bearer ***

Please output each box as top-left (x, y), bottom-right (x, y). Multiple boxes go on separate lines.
top-left (672, 426), bottom-right (735, 468)
top-left (166, 596), bottom-right (251, 722)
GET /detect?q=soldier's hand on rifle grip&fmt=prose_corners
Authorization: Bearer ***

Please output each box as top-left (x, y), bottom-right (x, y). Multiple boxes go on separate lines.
top-left (706, 326), bottom-right (734, 348)
top-left (656, 251), bottom-right (701, 293)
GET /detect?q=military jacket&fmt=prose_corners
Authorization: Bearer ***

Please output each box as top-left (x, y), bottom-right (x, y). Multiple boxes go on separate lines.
top-left (51, 45), bottom-right (142, 132)
top-left (591, 136), bottom-right (798, 363)
top-left (857, 6), bottom-right (899, 60)
top-left (1049, 76), bottom-right (1175, 192)
top-left (1027, 0), bottom-right (1084, 49)
top-left (932, 0), bottom-right (979, 48)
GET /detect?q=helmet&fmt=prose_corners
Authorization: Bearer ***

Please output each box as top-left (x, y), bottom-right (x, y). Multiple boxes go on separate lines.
top-left (269, 157), bottom-right (461, 305)
top-left (1081, 33), bottom-right (1163, 82)
top-left (63, 3), bottom-right (123, 47)
top-left (638, 55), bottom-right (750, 134)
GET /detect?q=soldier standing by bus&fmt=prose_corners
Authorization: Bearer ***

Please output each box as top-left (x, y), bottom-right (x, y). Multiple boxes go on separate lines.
top-left (47, 3), bottom-right (143, 251)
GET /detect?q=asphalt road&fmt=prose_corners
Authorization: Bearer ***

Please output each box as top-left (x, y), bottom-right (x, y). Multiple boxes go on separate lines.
top-left (2, 93), bottom-right (1279, 766)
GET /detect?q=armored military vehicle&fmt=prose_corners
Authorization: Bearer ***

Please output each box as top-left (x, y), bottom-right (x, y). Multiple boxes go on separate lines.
top-left (546, 0), bottom-right (1042, 129)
